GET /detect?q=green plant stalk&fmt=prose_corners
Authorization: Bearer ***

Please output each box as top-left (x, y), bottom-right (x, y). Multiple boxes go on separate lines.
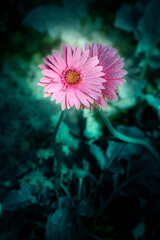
top-left (53, 109), bottom-right (66, 197)
top-left (77, 177), bottom-right (83, 201)
top-left (99, 110), bottom-right (159, 160)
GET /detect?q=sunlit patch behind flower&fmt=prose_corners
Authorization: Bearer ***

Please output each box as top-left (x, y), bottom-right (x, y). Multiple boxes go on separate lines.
top-left (85, 42), bottom-right (127, 110)
top-left (38, 44), bottom-right (106, 110)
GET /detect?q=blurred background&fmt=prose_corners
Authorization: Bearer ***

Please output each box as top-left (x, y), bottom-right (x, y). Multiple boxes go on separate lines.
top-left (0, 0), bottom-right (160, 239)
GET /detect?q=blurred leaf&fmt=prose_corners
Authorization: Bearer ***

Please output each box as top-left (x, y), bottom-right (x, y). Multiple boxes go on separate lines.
top-left (114, 3), bottom-right (138, 32)
top-left (76, 200), bottom-right (94, 218)
top-left (51, 115), bottom-right (79, 150)
top-left (90, 144), bottom-right (107, 170)
top-left (2, 181), bottom-right (36, 211)
top-left (45, 208), bottom-right (73, 240)
top-left (144, 94), bottom-right (160, 118)
top-left (150, 55), bottom-right (160, 69)
top-left (22, 1), bottom-right (102, 46)
top-left (37, 148), bottom-right (54, 160)
top-left (137, 0), bottom-right (160, 47)
top-left (83, 109), bottom-right (102, 140)
top-left (132, 220), bottom-right (145, 240)
top-left (106, 126), bottom-right (145, 173)
top-left (115, 0), bottom-right (160, 52)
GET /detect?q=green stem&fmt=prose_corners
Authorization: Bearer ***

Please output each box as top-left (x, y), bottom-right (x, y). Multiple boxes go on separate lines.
top-left (99, 110), bottom-right (159, 160)
top-left (53, 109), bottom-right (66, 197)
top-left (77, 177), bottom-right (83, 201)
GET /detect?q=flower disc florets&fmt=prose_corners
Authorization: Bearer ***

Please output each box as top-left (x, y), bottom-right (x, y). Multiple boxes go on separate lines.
top-left (64, 69), bottom-right (81, 85)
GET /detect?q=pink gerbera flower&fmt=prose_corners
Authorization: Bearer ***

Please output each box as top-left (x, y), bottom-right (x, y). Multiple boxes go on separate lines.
top-left (38, 44), bottom-right (106, 110)
top-left (85, 42), bottom-right (127, 110)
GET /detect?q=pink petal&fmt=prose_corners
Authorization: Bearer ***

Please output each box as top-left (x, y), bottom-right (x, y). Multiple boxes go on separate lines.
top-left (106, 62), bottom-right (125, 72)
top-left (100, 97), bottom-right (107, 109)
top-left (72, 46), bottom-right (82, 67)
top-left (105, 71), bottom-right (127, 79)
top-left (44, 83), bottom-right (63, 93)
top-left (52, 50), bottom-right (66, 70)
top-left (37, 82), bottom-right (48, 86)
top-left (77, 84), bottom-right (102, 99)
top-left (61, 95), bottom-right (67, 110)
top-left (62, 43), bottom-right (67, 62)
top-left (103, 87), bottom-right (118, 101)
top-left (84, 66), bottom-right (103, 75)
top-left (74, 89), bottom-right (90, 108)
top-left (46, 56), bottom-right (62, 74)
top-left (80, 56), bottom-right (99, 71)
top-left (79, 49), bottom-right (89, 66)
top-left (85, 43), bottom-right (90, 51)
top-left (51, 92), bottom-right (59, 101)
top-left (42, 70), bottom-right (61, 79)
top-left (39, 77), bottom-right (52, 83)
top-left (44, 93), bottom-right (52, 97)
top-left (67, 46), bottom-right (73, 67)
top-left (56, 91), bottom-right (66, 104)
top-left (91, 42), bottom-right (98, 57)
top-left (39, 64), bottom-right (49, 70)
top-left (103, 56), bottom-right (120, 71)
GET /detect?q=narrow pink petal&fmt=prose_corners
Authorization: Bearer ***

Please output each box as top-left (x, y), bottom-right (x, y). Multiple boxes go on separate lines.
top-left (61, 95), bottom-right (67, 110)
top-left (90, 104), bottom-right (94, 112)
top-left (44, 93), bottom-right (52, 97)
top-left (47, 56), bottom-right (62, 74)
top-left (66, 93), bottom-right (71, 109)
top-left (85, 83), bottom-right (104, 92)
top-left (39, 64), bottom-right (49, 70)
top-left (103, 87), bottom-right (118, 101)
top-left (67, 46), bottom-right (73, 67)
top-left (77, 84), bottom-right (102, 99)
top-left (91, 42), bottom-right (98, 57)
top-left (83, 66), bottom-right (103, 75)
top-left (97, 43), bottom-right (102, 55)
top-left (39, 77), bottom-right (52, 83)
top-left (104, 79), bottom-right (126, 88)
top-left (82, 78), bottom-right (105, 85)
top-left (72, 46), bottom-right (81, 67)
top-left (69, 88), bottom-right (81, 109)
top-left (74, 89), bottom-right (90, 108)
top-left (85, 43), bottom-right (90, 51)
top-left (79, 49), bottom-right (89, 66)
top-left (105, 71), bottom-right (127, 79)
top-left (37, 82), bottom-right (48, 86)
top-left (106, 62), bottom-right (125, 72)
top-left (100, 97), bottom-right (107, 109)
top-left (103, 56), bottom-right (120, 71)
top-left (62, 43), bottom-right (67, 62)
top-left (51, 92), bottom-right (58, 101)
top-left (86, 72), bottom-right (105, 78)
top-left (52, 50), bottom-right (66, 70)
top-left (56, 91), bottom-right (66, 104)
top-left (44, 83), bottom-right (63, 93)
top-left (42, 70), bottom-right (61, 79)
top-left (80, 56), bottom-right (99, 71)
top-left (67, 90), bottom-right (74, 107)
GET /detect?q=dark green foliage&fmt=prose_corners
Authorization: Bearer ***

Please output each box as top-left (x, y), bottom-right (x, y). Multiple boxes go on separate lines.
top-left (2, 181), bottom-right (36, 211)
top-left (1, 0), bottom-right (160, 240)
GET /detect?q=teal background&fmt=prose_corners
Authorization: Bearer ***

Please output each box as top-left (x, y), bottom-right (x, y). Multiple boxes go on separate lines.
top-left (0, 0), bottom-right (160, 239)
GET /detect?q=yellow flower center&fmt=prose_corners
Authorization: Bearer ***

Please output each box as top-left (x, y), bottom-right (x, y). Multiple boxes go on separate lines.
top-left (65, 69), bottom-right (81, 85)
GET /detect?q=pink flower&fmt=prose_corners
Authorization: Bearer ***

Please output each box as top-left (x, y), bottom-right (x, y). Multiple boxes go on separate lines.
top-left (38, 44), bottom-right (106, 110)
top-left (85, 42), bottom-right (127, 110)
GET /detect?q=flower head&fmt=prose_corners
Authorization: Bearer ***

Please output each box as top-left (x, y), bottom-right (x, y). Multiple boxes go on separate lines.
top-left (85, 42), bottom-right (127, 110)
top-left (38, 44), bottom-right (106, 110)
